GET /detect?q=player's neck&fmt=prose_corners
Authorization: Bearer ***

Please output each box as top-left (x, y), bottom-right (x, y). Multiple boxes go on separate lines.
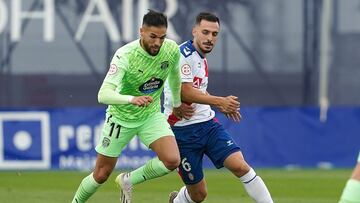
top-left (192, 41), bottom-right (206, 58)
top-left (139, 39), bottom-right (145, 52)
top-left (139, 39), bottom-right (150, 56)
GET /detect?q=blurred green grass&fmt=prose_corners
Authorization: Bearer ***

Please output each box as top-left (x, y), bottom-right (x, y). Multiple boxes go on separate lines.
top-left (0, 169), bottom-right (350, 203)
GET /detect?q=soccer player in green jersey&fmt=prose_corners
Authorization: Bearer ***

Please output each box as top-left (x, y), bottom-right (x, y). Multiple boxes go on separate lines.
top-left (339, 151), bottom-right (360, 203)
top-left (71, 10), bottom-right (194, 203)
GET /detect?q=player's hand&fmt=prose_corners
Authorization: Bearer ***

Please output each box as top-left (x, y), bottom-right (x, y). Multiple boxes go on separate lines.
top-left (172, 103), bottom-right (195, 120)
top-left (225, 109), bottom-right (242, 122)
top-left (130, 96), bottom-right (153, 107)
top-left (217, 95), bottom-right (240, 114)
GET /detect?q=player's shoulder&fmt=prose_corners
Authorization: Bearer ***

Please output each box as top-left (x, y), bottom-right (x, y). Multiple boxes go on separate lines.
top-left (112, 41), bottom-right (140, 65)
top-left (179, 40), bottom-right (197, 58)
top-left (115, 40), bottom-right (139, 55)
top-left (162, 39), bottom-right (179, 52)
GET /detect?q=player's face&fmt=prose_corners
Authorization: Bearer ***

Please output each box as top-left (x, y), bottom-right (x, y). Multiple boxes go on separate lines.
top-left (140, 25), bottom-right (167, 56)
top-left (192, 20), bottom-right (220, 55)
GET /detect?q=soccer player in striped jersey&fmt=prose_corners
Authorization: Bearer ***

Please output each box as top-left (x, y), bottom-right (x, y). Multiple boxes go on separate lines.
top-left (71, 10), bottom-right (194, 203)
top-left (339, 152), bottom-right (360, 203)
top-left (164, 12), bottom-right (273, 203)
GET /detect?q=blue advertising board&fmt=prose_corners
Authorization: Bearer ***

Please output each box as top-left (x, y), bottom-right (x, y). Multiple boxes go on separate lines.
top-left (0, 107), bottom-right (359, 170)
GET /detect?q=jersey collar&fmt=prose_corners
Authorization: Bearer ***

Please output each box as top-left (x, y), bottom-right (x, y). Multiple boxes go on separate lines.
top-left (188, 40), bottom-right (205, 59)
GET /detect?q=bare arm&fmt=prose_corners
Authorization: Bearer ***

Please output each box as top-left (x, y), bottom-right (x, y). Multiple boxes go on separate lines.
top-left (182, 83), bottom-right (241, 121)
top-left (181, 83), bottom-right (222, 105)
top-left (181, 83), bottom-right (239, 112)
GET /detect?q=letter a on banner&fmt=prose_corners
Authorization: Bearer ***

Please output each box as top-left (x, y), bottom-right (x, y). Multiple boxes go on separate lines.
top-left (75, 0), bottom-right (120, 42)
top-left (0, 0), bottom-right (8, 34)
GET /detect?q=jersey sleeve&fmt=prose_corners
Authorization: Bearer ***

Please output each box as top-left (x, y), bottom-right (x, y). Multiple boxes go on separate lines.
top-left (97, 82), bottom-right (133, 105)
top-left (179, 54), bottom-right (194, 83)
top-left (98, 49), bottom-right (133, 105)
top-left (167, 49), bottom-right (182, 107)
top-left (103, 49), bottom-right (128, 87)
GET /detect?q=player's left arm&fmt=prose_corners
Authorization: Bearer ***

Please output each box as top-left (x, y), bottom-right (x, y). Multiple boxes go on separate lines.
top-left (167, 50), bottom-right (182, 108)
top-left (167, 50), bottom-right (194, 119)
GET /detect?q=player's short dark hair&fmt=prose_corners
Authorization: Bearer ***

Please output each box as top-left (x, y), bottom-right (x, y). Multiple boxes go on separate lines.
top-left (142, 10), bottom-right (168, 28)
top-left (195, 12), bottom-right (220, 26)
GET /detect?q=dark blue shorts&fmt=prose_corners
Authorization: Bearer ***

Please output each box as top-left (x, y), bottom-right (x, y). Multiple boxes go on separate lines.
top-left (172, 119), bottom-right (241, 185)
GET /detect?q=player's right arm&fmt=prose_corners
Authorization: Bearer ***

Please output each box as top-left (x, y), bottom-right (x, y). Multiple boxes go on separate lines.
top-left (98, 82), bottom-right (153, 106)
top-left (178, 54), bottom-right (239, 118)
top-left (98, 82), bottom-right (133, 105)
top-left (98, 50), bottom-right (153, 107)
top-left (181, 83), bottom-right (239, 114)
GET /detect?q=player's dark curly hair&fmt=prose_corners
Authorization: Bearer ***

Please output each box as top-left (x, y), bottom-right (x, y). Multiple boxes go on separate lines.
top-left (142, 9), bottom-right (168, 28)
top-left (195, 12), bottom-right (220, 26)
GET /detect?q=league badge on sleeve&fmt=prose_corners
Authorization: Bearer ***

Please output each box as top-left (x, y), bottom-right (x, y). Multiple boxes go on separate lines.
top-left (107, 64), bottom-right (118, 75)
top-left (181, 64), bottom-right (191, 75)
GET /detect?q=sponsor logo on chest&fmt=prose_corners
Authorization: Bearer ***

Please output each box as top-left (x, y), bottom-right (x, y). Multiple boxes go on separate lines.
top-left (139, 77), bottom-right (164, 94)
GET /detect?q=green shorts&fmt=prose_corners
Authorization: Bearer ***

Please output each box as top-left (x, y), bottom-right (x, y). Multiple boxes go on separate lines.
top-left (95, 112), bottom-right (174, 157)
top-left (358, 151), bottom-right (360, 162)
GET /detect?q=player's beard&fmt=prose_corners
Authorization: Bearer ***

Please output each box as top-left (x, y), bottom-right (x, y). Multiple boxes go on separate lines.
top-left (142, 41), bottom-right (160, 56)
top-left (197, 41), bottom-right (213, 54)
top-left (201, 47), bottom-right (212, 54)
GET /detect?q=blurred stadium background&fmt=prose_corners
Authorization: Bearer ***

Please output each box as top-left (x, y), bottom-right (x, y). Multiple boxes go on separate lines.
top-left (0, 0), bottom-right (360, 202)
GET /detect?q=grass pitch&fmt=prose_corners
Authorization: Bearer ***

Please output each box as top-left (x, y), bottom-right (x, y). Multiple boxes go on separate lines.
top-left (0, 169), bottom-right (350, 203)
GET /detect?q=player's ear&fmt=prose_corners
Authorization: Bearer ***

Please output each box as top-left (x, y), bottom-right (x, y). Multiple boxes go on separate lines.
top-left (192, 27), bottom-right (196, 37)
top-left (140, 27), bottom-right (144, 36)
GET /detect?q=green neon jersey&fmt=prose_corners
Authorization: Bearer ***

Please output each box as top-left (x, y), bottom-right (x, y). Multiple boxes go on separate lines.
top-left (102, 39), bottom-right (181, 127)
